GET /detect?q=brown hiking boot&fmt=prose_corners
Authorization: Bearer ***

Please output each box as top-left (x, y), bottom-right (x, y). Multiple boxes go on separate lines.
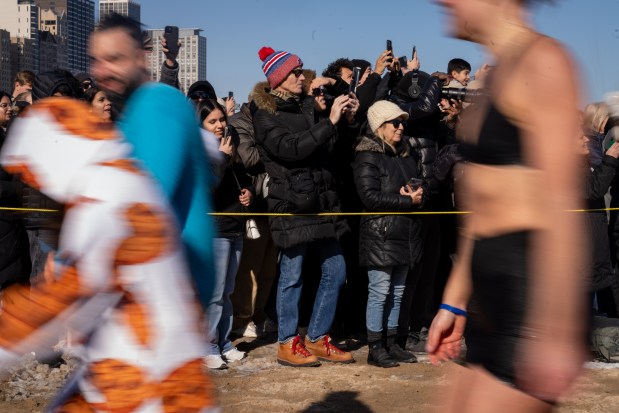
top-left (304, 335), bottom-right (355, 364)
top-left (277, 335), bottom-right (321, 367)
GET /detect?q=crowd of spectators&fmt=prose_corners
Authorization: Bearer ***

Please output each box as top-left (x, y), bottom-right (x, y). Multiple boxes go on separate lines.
top-left (1, 12), bottom-right (618, 378)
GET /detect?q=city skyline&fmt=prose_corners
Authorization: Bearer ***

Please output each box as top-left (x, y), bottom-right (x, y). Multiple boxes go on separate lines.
top-left (140, 0), bottom-right (619, 104)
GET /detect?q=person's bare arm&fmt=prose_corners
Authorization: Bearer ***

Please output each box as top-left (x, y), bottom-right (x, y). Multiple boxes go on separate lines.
top-left (514, 37), bottom-right (587, 401)
top-left (426, 164), bottom-right (474, 363)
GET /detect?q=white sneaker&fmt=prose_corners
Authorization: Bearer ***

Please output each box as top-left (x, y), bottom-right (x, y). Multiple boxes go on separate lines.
top-left (222, 347), bottom-right (246, 362)
top-left (235, 321), bottom-right (258, 338)
top-left (203, 354), bottom-right (228, 370)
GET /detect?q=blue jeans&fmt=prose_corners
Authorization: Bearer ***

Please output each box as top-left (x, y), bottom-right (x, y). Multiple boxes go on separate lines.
top-left (206, 236), bottom-right (243, 355)
top-left (366, 265), bottom-right (408, 333)
top-left (277, 239), bottom-right (346, 343)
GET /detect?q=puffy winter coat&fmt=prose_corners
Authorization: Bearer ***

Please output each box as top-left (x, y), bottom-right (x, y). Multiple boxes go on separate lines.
top-left (252, 89), bottom-right (348, 249)
top-left (353, 135), bottom-right (424, 267)
top-left (585, 154), bottom-right (617, 291)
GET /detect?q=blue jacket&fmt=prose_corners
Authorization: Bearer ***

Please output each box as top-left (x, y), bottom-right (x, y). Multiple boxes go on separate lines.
top-left (120, 83), bottom-right (216, 307)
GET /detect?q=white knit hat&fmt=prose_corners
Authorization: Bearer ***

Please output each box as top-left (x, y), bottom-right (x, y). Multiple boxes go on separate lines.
top-left (367, 100), bottom-right (409, 134)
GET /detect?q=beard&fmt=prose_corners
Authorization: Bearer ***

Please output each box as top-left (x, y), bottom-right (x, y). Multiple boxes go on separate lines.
top-left (99, 67), bottom-right (148, 117)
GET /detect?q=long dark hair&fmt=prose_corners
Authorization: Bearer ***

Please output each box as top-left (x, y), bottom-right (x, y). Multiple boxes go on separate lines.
top-left (83, 85), bottom-right (104, 104)
top-left (197, 99), bottom-right (227, 124)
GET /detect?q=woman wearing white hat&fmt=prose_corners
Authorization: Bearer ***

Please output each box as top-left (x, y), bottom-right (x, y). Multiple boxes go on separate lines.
top-left (353, 100), bottom-right (426, 368)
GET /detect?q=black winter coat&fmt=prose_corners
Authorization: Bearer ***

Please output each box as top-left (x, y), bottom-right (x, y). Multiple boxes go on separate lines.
top-left (0, 129), bottom-right (31, 286)
top-left (585, 154), bottom-right (617, 291)
top-left (353, 135), bottom-right (424, 268)
top-left (252, 89), bottom-right (348, 249)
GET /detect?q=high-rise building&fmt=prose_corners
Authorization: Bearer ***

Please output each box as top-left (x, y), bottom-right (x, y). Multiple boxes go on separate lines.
top-left (0, 0), bottom-right (40, 74)
top-left (0, 30), bottom-right (12, 92)
top-left (39, 8), bottom-right (68, 70)
top-left (35, 0), bottom-right (94, 73)
top-left (99, 0), bottom-right (140, 22)
top-left (38, 30), bottom-right (60, 72)
top-left (145, 28), bottom-right (207, 93)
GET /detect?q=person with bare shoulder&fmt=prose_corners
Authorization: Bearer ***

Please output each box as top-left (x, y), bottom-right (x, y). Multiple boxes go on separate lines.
top-left (427, 0), bottom-right (587, 412)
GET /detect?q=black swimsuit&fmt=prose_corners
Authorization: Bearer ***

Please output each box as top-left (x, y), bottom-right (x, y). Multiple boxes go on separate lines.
top-left (460, 102), bottom-right (523, 166)
top-left (461, 100), bottom-right (533, 390)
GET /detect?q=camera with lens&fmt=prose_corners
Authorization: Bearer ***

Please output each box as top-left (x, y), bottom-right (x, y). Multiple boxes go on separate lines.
top-left (312, 86), bottom-right (325, 97)
top-left (440, 87), bottom-right (485, 103)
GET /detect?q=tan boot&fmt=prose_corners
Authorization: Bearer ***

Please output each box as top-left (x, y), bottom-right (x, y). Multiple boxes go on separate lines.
top-left (305, 335), bottom-right (355, 364)
top-left (277, 335), bottom-right (321, 367)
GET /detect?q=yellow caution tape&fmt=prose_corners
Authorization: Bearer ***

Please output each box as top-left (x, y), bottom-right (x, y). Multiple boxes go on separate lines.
top-left (2, 207), bottom-right (618, 216)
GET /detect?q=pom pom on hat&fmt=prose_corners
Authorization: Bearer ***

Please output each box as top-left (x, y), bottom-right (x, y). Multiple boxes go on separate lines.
top-left (259, 47), bottom-right (275, 62)
top-left (258, 46), bottom-right (303, 89)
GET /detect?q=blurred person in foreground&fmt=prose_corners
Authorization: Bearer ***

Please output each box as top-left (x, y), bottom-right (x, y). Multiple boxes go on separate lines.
top-left (22, 70), bottom-right (82, 281)
top-left (427, 0), bottom-right (587, 411)
top-left (0, 98), bottom-right (217, 411)
top-left (89, 13), bottom-right (216, 311)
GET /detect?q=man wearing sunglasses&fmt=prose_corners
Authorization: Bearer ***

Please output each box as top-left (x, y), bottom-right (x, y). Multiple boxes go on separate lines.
top-left (253, 46), bottom-right (356, 368)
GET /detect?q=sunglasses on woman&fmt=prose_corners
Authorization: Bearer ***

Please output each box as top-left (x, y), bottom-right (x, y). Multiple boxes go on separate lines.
top-left (384, 119), bottom-right (405, 128)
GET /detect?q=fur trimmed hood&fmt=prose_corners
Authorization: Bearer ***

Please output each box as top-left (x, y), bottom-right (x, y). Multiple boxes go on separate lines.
top-left (355, 135), bottom-right (411, 157)
top-left (250, 70), bottom-right (314, 115)
top-left (250, 81), bottom-right (276, 114)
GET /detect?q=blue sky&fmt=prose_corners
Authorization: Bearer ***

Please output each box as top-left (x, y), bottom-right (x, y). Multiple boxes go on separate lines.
top-left (138, 0), bottom-right (619, 104)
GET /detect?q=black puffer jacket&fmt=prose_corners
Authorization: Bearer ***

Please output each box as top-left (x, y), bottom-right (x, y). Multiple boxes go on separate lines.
top-left (0, 130), bottom-right (31, 286)
top-left (252, 89), bottom-right (348, 249)
top-left (585, 154), bottom-right (617, 291)
top-left (353, 135), bottom-right (424, 267)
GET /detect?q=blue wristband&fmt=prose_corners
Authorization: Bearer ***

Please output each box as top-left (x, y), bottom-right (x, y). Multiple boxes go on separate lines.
top-left (439, 303), bottom-right (468, 317)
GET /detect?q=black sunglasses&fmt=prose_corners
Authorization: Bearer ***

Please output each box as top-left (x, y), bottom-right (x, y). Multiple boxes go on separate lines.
top-left (290, 68), bottom-right (304, 78)
top-left (189, 91), bottom-right (213, 100)
top-left (385, 119), bottom-right (406, 128)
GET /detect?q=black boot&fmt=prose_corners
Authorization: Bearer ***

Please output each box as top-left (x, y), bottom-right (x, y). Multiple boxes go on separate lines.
top-left (367, 331), bottom-right (399, 368)
top-left (386, 329), bottom-right (417, 363)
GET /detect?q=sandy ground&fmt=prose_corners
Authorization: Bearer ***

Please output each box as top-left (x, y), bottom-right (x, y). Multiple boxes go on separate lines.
top-left (1, 336), bottom-right (618, 413)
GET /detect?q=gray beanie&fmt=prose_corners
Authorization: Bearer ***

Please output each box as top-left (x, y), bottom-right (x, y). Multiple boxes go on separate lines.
top-left (367, 100), bottom-right (409, 134)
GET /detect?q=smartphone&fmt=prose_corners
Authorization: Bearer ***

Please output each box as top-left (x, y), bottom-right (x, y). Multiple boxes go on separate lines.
top-left (228, 91), bottom-right (234, 99)
top-left (349, 67), bottom-right (361, 95)
top-left (164, 26), bottom-right (179, 54)
top-left (408, 177), bottom-right (423, 190)
top-left (386, 39), bottom-right (393, 63)
top-left (222, 126), bottom-right (230, 144)
top-left (398, 56), bottom-right (408, 69)
top-left (412, 45), bottom-right (416, 59)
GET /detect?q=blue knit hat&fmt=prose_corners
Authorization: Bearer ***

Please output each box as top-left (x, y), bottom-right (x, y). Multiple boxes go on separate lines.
top-left (258, 46), bottom-right (303, 89)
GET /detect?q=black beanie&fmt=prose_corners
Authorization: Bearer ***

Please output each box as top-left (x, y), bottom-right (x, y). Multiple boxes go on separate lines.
top-left (351, 59), bottom-right (371, 75)
top-left (187, 81), bottom-right (217, 100)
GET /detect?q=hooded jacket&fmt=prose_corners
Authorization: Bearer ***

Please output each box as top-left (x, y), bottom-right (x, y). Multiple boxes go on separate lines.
top-left (251, 87), bottom-right (348, 249)
top-left (353, 135), bottom-right (424, 267)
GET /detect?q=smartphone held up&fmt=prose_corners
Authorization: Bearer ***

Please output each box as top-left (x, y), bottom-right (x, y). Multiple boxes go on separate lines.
top-left (164, 25), bottom-right (179, 54)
